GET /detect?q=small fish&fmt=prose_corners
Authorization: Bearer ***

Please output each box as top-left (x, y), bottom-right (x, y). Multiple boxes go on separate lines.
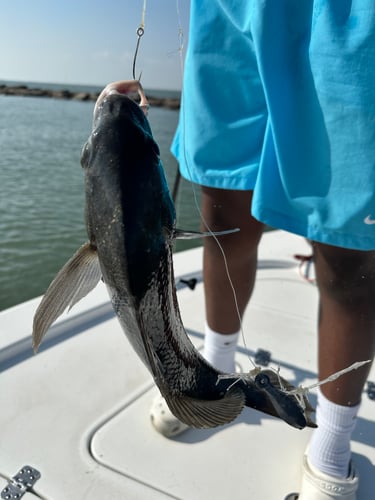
top-left (32, 80), bottom-right (316, 430)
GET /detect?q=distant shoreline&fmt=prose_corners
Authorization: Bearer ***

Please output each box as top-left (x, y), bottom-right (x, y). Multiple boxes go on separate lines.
top-left (0, 84), bottom-right (180, 110)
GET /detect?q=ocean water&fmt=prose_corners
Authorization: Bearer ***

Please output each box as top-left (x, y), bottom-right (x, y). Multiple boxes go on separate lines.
top-left (0, 87), bottom-right (200, 311)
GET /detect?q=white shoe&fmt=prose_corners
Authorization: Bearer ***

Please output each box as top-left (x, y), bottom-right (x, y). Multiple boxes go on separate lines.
top-left (150, 394), bottom-right (190, 438)
top-left (285, 454), bottom-right (359, 500)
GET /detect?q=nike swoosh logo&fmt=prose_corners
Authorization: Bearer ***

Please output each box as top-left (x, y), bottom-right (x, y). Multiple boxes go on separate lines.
top-left (364, 215), bottom-right (375, 225)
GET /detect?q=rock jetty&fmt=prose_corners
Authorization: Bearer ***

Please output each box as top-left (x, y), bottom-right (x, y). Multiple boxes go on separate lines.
top-left (0, 84), bottom-right (180, 109)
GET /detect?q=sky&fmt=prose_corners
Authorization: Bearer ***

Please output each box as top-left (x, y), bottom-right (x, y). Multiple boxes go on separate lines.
top-left (0, 0), bottom-right (190, 90)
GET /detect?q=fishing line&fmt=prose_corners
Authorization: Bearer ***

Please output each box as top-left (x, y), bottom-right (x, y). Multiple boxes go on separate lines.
top-left (175, 0), bottom-right (184, 79)
top-left (175, 1), bottom-right (256, 370)
top-left (132, 0), bottom-right (147, 80)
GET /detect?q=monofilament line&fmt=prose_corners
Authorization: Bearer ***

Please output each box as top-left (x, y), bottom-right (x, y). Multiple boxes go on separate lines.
top-left (287, 360), bottom-right (372, 396)
top-left (175, 0), bottom-right (184, 77)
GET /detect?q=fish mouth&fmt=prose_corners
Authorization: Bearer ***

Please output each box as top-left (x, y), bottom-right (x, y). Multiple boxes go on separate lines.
top-left (94, 80), bottom-right (149, 118)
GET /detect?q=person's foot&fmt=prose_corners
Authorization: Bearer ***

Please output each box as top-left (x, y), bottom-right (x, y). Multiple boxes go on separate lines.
top-left (285, 453), bottom-right (358, 500)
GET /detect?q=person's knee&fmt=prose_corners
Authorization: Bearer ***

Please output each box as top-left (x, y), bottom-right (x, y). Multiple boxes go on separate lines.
top-left (313, 243), bottom-right (375, 306)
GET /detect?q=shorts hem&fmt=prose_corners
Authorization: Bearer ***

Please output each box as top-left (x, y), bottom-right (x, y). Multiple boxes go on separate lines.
top-left (179, 168), bottom-right (257, 191)
top-left (253, 206), bottom-right (375, 251)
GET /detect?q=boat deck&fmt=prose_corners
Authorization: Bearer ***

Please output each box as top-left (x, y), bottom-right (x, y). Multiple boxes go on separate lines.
top-left (1, 230), bottom-right (374, 499)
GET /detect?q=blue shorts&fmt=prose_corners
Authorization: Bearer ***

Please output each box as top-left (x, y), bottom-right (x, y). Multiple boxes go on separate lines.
top-left (171, 0), bottom-right (375, 250)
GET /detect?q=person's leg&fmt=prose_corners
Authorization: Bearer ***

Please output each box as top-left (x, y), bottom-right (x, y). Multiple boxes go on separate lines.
top-left (314, 243), bottom-right (375, 405)
top-left (307, 243), bottom-right (375, 480)
top-left (201, 187), bottom-right (264, 334)
top-left (200, 187), bottom-right (264, 372)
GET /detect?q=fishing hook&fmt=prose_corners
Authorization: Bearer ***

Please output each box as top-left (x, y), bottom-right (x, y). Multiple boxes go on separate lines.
top-left (132, 27), bottom-right (144, 81)
top-left (132, 0), bottom-right (146, 80)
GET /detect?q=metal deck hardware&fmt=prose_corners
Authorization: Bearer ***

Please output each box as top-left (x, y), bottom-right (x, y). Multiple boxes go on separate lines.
top-left (367, 381), bottom-right (375, 401)
top-left (254, 348), bottom-right (271, 367)
top-left (1, 466), bottom-right (41, 499)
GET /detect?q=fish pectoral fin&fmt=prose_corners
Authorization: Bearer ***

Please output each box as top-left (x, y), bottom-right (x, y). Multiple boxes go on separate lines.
top-left (174, 228), bottom-right (240, 240)
top-left (165, 388), bottom-right (245, 428)
top-left (32, 242), bottom-right (101, 352)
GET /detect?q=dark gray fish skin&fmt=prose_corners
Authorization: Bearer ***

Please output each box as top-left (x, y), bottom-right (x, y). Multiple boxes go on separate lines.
top-left (32, 82), bottom-right (316, 430)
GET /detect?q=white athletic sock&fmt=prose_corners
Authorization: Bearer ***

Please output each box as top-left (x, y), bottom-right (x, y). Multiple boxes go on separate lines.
top-left (202, 323), bottom-right (239, 373)
top-left (307, 388), bottom-right (360, 479)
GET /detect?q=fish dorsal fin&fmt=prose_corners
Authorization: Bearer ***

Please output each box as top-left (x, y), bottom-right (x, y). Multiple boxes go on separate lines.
top-left (165, 388), bottom-right (245, 428)
top-left (32, 242), bottom-right (101, 352)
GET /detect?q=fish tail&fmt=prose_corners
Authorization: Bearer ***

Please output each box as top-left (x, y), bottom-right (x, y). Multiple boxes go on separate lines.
top-left (164, 387), bottom-right (245, 429)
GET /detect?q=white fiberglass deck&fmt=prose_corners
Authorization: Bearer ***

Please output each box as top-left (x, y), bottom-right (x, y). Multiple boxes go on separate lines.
top-left (0, 231), bottom-right (374, 500)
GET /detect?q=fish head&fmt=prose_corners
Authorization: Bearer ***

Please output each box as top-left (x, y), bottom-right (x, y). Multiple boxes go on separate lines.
top-left (81, 81), bottom-right (176, 299)
top-left (85, 80), bottom-right (154, 160)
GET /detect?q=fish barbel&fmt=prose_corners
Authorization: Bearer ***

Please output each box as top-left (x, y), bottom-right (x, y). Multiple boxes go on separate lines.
top-left (32, 80), bottom-right (316, 430)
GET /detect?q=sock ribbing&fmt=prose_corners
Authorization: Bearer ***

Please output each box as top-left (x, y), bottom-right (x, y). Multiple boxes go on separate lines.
top-left (307, 388), bottom-right (360, 478)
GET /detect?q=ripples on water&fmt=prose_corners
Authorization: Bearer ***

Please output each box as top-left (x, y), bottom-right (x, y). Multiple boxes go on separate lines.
top-left (0, 94), bottom-right (200, 311)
